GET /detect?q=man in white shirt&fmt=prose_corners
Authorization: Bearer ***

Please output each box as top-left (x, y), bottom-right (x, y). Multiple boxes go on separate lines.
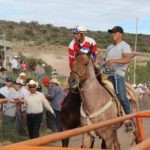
top-left (24, 80), bottom-right (55, 139)
top-left (10, 56), bottom-right (19, 73)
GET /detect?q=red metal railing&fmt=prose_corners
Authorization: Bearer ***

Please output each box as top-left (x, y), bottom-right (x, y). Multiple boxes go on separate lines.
top-left (130, 138), bottom-right (150, 150)
top-left (0, 111), bottom-right (150, 150)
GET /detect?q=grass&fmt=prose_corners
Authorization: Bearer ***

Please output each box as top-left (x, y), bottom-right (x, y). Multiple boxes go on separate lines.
top-left (0, 114), bottom-right (49, 145)
top-left (0, 118), bottom-right (28, 143)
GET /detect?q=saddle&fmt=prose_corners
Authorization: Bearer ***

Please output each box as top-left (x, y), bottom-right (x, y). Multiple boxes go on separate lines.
top-left (97, 71), bottom-right (138, 102)
top-left (96, 71), bottom-right (138, 116)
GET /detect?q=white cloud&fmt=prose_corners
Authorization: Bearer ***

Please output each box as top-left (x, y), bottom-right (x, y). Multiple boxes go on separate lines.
top-left (0, 0), bottom-right (150, 34)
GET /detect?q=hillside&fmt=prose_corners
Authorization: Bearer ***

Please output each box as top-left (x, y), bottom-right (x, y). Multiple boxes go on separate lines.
top-left (13, 42), bottom-right (70, 76)
top-left (1, 20), bottom-right (150, 52)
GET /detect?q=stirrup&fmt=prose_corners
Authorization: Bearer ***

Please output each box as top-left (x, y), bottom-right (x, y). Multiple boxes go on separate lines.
top-left (125, 121), bottom-right (135, 132)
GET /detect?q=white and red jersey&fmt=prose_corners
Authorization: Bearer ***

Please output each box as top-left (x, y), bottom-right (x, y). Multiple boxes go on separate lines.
top-left (68, 36), bottom-right (98, 70)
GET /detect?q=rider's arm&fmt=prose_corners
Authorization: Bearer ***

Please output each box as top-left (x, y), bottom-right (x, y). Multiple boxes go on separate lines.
top-left (105, 53), bottom-right (132, 67)
top-left (68, 48), bottom-right (75, 70)
top-left (68, 40), bottom-right (75, 70)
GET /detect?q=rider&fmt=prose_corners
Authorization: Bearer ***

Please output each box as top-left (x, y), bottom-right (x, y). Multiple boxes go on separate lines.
top-left (105, 26), bottom-right (134, 131)
top-left (68, 24), bottom-right (99, 70)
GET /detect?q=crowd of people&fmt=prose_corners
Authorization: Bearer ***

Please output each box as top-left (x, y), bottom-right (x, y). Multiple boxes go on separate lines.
top-left (0, 70), bottom-right (66, 139)
top-left (133, 83), bottom-right (150, 106)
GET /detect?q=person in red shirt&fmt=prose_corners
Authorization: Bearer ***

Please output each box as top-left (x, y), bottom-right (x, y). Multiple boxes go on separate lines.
top-left (20, 60), bottom-right (27, 71)
top-left (68, 24), bottom-right (99, 70)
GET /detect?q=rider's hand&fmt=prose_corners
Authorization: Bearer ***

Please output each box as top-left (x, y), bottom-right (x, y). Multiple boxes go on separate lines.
top-left (105, 60), bottom-right (114, 67)
top-left (94, 63), bottom-right (101, 70)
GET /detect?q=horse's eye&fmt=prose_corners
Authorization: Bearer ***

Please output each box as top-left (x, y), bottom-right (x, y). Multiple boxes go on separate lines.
top-left (85, 63), bottom-right (88, 66)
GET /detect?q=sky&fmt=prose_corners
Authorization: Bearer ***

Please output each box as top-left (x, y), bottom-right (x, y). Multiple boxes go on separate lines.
top-left (0, 0), bottom-right (150, 34)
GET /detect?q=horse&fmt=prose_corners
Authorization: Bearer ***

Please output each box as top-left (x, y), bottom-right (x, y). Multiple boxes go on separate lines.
top-left (60, 91), bottom-right (81, 147)
top-left (68, 51), bottom-right (141, 149)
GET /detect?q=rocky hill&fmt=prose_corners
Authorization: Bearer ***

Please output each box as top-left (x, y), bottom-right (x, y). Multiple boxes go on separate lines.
top-left (1, 20), bottom-right (150, 52)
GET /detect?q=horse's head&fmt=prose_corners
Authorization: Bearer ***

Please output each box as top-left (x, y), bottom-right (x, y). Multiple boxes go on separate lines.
top-left (68, 51), bottom-right (92, 89)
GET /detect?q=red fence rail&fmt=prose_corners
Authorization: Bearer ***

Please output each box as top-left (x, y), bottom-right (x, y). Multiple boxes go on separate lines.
top-left (130, 138), bottom-right (150, 150)
top-left (1, 111), bottom-right (150, 150)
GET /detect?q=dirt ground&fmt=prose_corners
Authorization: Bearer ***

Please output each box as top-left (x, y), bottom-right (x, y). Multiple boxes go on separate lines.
top-left (13, 44), bottom-right (70, 76)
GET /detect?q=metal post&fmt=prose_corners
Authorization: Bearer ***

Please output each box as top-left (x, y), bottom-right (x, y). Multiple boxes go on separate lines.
top-left (133, 17), bottom-right (138, 84)
top-left (3, 32), bottom-right (6, 68)
top-left (127, 67), bottom-right (130, 82)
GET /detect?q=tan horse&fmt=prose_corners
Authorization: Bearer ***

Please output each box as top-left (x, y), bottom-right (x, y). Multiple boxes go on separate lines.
top-left (68, 51), bottom-right (140, 149)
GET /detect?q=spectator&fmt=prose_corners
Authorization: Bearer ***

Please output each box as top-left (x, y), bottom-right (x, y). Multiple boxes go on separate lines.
top-left (13, 79), bottom-right (29, 135)
top-left (20, 60), bottom-right (27, 72)
top-left (135, 84), bottom-right (145, 106)
top-left (24, 80), bottom-right (55, 139)
top-left (42, 77), bottom-right (65, 133)
top-left (16, 72), bottom-right (27, 83)
top-left (0, 77), bottom-right (18, 123)
top-left (35, 64), bottom-right (45, 80)
top-left (10, 56), bottom-right (19, 73)
top-left (0, 67), bottom-right (7, 88)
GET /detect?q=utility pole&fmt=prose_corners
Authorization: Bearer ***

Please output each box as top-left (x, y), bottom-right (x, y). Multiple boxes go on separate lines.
top-left (2, 32), bottom-right (6, 68)
top-left (133, 17), bottom-right (138, 84)
top-left (127, 67), bottom-right (130, 82)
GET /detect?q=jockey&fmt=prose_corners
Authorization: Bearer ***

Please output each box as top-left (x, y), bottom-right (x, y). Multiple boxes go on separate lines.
top-left (68, 24), bottom-right (99, 70)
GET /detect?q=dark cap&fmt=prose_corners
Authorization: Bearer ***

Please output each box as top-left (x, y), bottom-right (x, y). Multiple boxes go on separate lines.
top-left (5, 77), bottom-right (13, 82)
top-left (108, 26), bottom-right (124, 34)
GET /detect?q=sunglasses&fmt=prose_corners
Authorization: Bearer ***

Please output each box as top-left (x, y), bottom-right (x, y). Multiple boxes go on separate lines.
top-left (29, 86), bottom-right (36, 89)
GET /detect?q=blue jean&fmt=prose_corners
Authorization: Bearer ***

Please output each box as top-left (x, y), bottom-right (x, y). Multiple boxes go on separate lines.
top-left (46, 109), bottom-right (61, 131)
top-left (16, 111), bottom-right (27, 135)
top-left (109, 75), bottom-right (131, 114)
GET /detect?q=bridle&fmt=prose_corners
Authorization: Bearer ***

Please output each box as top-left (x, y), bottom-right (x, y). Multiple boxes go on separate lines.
top-left (69, 52), bottom-right (91, 90)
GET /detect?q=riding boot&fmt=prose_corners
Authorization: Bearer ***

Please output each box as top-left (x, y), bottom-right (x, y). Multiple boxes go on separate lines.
top-left (124, 120), bottom-right (135, 132)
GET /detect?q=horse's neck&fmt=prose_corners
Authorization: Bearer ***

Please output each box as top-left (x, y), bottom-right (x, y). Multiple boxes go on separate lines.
top-left (81, 60), bottom-right (111, 114)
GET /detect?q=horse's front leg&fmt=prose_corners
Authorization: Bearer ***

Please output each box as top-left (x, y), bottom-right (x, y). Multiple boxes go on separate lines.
top-left (81, 133), bottom-right (94, 148)
top-left (113, 129), bottom-right (120, 150)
